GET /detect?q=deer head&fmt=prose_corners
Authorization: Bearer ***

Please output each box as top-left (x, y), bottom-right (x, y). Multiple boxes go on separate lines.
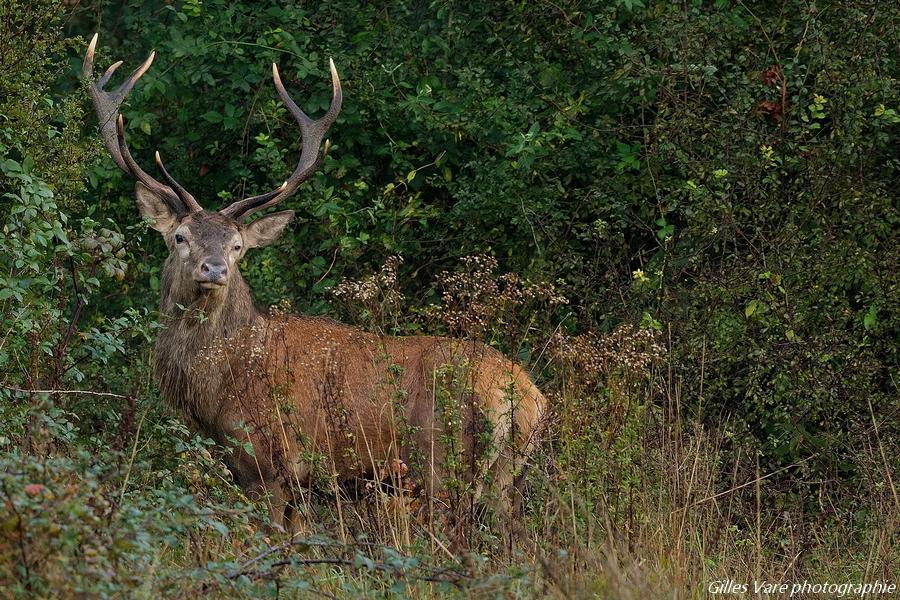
top-left (82, 34), bottom-right (342, 294)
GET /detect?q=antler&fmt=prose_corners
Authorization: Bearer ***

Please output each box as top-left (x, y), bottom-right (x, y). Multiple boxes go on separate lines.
top-left (83, 33), bottom-right (201, 215)
top-left (220, 60), bottom-right (342, 220)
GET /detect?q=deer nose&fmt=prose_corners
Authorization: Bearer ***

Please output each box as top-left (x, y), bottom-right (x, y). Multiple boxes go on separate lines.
top-left (199, 260), bottom-right (228, 284)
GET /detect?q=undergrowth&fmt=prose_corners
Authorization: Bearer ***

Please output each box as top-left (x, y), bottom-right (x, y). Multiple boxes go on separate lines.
top-left (1, 1), bottom-right (898, 597)
top-left (1, 257), bottom-right (895, 598)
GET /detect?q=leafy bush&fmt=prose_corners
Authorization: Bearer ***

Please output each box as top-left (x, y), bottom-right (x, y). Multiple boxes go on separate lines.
top-left (0, 0), bottom-right (897, 596)
top-left (58, 0), bottom-right (898, 478)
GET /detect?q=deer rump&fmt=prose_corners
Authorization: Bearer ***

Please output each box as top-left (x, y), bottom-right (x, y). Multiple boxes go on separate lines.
top-left (169, 314), bottom-right (545, 524)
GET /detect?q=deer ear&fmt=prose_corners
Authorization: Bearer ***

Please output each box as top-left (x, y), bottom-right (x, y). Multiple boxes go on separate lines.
top-left (243, 210), bottom-right (295, 248)
top-left (135, 182), bottom-right (177, 232)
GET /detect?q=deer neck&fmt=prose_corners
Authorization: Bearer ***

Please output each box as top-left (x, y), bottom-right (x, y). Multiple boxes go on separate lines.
top-left (154, 256), bottom-right (262, 431)
top-left (158, 256), bottom-right (259, 339)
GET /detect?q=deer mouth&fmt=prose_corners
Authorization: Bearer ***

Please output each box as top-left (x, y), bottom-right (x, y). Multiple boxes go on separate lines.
top-left (198, 280), bottom-right (227, 290)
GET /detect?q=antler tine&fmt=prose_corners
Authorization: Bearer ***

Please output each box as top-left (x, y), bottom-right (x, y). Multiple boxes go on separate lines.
top-left (220, 59), bottom-right (342, 220)
top-left (83, 33), bottom-right (199, 215)
top-left (115, 116), bottom-right (190, 215)
top-left (155, 151), bottom-right (203, 212)
top-left (97, 60), bottom-right (123, 88)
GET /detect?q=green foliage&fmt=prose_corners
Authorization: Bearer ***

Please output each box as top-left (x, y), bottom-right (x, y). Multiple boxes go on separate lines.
top-left (0, 0), bottom-right (87, 206)
top-left (66, 0), bottom-right (898, 477)
top-left (0, 0), bottom-right (898, 595)
top-left (0, 413), bottom-right (258, 597)
top-left (0, 0), bottom-right (151, 435)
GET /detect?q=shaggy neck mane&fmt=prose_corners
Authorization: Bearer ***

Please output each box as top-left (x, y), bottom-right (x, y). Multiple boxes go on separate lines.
top-left (158, 254), bottom-right (259, 339)
top-left (154, 253), bottom-right (261, 431)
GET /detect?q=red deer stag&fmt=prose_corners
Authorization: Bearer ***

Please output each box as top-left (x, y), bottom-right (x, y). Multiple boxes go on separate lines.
top-left (83, 34), bottom-right (547, 530)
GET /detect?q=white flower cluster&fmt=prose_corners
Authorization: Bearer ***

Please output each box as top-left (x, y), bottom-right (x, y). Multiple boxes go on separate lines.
top-left (330, 255), bottom-right (404, 309)
top-left (551, 324), bottom-right (664, 383)
top-left (437, 255), bottom-right (567, 334)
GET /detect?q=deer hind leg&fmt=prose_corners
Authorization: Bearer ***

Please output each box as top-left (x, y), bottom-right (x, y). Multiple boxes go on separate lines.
top-left (473, 362), bottom-right (544, 538)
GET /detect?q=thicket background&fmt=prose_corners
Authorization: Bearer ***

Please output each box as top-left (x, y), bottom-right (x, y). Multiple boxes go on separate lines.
top-left (1, 0), bottom-right (897, 597)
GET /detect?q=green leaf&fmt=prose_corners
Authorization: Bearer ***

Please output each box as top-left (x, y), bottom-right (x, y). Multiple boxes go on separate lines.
top-left (353, 552), bottom-right (375, 571)
top-left (745, 300), bottom-right (759, 317)
top-left (863, 305), bottom-right (878, 331)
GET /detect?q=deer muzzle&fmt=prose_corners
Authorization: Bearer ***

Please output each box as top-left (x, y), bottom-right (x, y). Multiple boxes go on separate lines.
top-left (197, 259), bottom-right (228, 288)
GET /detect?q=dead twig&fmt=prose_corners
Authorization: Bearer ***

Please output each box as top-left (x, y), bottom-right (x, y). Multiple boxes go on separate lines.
top-left (1, 385), bottom-right (129, 399)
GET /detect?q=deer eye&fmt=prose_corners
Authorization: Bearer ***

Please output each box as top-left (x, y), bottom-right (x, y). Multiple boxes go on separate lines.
top-left (233, 243), bottom-right (242, 251)
top-left (174, 234), bottom-right (185, 244)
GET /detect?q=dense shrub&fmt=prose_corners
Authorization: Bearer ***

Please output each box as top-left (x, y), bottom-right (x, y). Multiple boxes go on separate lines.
top-left (54, 0), bottom-right (898, 478)
top-left (0, 0), bottom-right (897, 596)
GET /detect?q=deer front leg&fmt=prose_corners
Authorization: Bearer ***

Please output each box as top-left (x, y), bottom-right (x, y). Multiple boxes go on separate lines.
top-left (222, 442), bottom-right (294, 532)
top-left (238, 474), bottom-right (302, 533)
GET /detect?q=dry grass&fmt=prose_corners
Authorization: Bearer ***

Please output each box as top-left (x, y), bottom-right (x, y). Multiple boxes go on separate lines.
top-left (169, 352), bottom-right (895, 598)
